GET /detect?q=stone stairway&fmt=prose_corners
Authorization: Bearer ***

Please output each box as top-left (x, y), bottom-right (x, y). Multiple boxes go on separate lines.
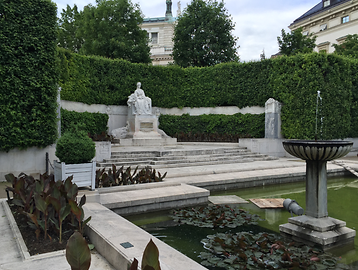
top-left (96, 145), bottom-right (278, 169)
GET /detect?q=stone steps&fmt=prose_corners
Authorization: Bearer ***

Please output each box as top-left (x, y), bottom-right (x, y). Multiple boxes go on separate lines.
top-left (96, 145), bottom-right (278, 169)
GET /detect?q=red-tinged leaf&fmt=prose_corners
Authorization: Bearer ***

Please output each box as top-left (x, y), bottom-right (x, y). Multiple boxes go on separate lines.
top-left (66, 232), bottom-right (91, 270)
top-left (129, 258), bottom-right (139, 270)
top-left (310, 256), bottom-right (320, 261)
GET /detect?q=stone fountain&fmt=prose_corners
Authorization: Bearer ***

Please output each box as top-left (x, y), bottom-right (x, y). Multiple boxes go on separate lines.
top-left (279, 140), bottom-right (356, 249)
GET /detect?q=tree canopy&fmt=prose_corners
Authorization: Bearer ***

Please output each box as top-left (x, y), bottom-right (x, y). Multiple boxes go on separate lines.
top-left (277, 27), bottom-right (316, 56)
top-left (57, 0), bottom-right (151, 64)
top-left (57, 4), bottom-right (83, 53)
top-left (172, 0), bottom-right (239, 68)
top-left (333, 34), bottom-right (358, 58)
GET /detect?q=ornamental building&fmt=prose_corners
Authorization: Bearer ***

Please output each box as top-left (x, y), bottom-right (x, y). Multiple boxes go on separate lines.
top-left (289, 0), bottom-right (358, 53)
top-left (140, 1), bottom-right (181, 65)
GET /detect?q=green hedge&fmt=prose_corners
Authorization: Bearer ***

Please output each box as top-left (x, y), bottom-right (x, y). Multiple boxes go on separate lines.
top-left (59, 50), bottom-right (357, 140)
top-left (58, 49), bottom-right (273, 108)
top-left (61, 109), bottom-right (108, 136)
top-left (0, 0), bottom-right (58, 152)
top-left (159, 113), bottom-right (265, 139)
top-left (270, 53), bottom-right (352, 140)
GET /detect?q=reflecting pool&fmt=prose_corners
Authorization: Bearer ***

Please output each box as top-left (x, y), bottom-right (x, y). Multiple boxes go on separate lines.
top-left (126, 176), bottom-right (358, 268)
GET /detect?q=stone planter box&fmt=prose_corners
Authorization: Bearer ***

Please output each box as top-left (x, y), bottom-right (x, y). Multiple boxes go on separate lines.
top-left (54, 161), bottom-right (96, 190)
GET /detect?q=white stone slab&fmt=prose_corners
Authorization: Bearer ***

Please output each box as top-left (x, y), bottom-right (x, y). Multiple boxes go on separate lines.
top-left (209, 195), bottom-right (248, 205)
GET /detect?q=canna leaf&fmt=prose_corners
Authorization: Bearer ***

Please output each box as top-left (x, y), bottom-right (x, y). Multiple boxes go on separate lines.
top-left (141, 239), bottom-right (161, 270)
top-left (66, 231), bottom-right (91, 270)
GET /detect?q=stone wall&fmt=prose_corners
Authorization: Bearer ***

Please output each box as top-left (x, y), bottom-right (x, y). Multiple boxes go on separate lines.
top-left (61, 100), bottom-right (265, 133)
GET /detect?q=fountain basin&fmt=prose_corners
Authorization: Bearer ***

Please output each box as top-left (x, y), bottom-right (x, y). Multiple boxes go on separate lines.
top-left (282, 140), bottom-right (353, 161)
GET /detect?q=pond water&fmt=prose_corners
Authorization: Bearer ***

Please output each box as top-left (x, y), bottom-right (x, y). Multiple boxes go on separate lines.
top-left (126, 176), bottom-right (358, 268)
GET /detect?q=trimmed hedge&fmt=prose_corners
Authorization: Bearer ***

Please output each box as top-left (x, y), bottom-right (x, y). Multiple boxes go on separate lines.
top-left (159, 113), bottom-right (265, 139)
top-left (58, 49), bottom-right (273, 108)
top-left (0, 0), bottom-right (58, 152)
top-left (61, 109), bottom-right (108, 136)
top-left (270, 53), bottom-right (352, 140)
top-left (59, 50), bottom-right (357, 140)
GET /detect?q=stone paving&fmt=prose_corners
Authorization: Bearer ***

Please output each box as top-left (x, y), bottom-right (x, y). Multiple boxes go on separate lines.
top-left (1, 145), bottom-right (357, 270)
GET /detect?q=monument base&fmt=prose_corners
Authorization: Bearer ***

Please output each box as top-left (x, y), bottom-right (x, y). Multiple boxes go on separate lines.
top-left (119, 137), bottom-right (177, 146)
top-left (279, 215), bottom-right (356, 250)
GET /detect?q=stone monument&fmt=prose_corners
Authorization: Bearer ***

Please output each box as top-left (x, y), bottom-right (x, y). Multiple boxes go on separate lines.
top-left (265, 98), bottom-right (282, 139)
top-left (113, 82), bottom-right (176, 146)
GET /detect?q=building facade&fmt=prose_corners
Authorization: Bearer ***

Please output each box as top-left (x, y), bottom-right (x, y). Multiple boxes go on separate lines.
top-left (140, 1), bottom-right (180, 65)
top-left (289, 0), bottom-right (358, 53)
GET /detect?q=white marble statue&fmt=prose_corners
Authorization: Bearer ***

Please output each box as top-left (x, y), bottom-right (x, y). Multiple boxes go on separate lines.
top-left (127, 82), bottom-right (152, 115)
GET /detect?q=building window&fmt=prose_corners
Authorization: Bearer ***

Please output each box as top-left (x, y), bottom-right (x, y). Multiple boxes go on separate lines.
top-left (302, 31), bottom-right (309, 36)
top-left (342, 15), bottom-right (349, 24)
top-left (151, 32), bottom-right (158, 44)
top-left (323, 0), bottom-right (330, 7)
top-left (320, 24), bottom-right (327, 31)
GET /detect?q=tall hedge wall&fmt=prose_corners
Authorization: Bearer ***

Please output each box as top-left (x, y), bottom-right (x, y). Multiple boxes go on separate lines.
top-left (0, 0), bottom-right (58, 152)
top-left (270, 53), bottom-right (352, 140)
top-left (59, 49), bottom-right (357, 140)
top-left (58, 48), bottom-right (273, 108)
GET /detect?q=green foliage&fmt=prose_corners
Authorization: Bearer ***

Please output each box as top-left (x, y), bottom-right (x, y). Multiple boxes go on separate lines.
top-left (129, 239), bottom-right (161, 270)
top-left (171, 205), bottom-right (261, 228)
top-left (57, 4), bottom-right (84, 53)
top-left (61, 109), bottom-right (108, 136)
top-left (56, 130), bottom-right (96, 164)
top-left (66, 231), bottom-right (91, 270)
top-left (6, 173), bottom-right (89, 244)
top-left (74, 0), bottom-right (151, 63)
top-left (96, 165), bottom-right (167, 188)
top-left (200, 232), bottom-right (347, 269)
top-left (58, 50), bottom-right (272, 108)
top-left (172, 0), bottom-right (239, 67)
top-left (59, 49), bottom-right (358, 140)
top-left (333, 34), bottom-right (358, 58)
top-left (0, 0), bottom-right (58, 152)
top-left (159, 113), bottom-right (265, 139)
top-left (277, 27), bottom-right (317, 56)
top-left (270, 53), bottom-right (352, 140)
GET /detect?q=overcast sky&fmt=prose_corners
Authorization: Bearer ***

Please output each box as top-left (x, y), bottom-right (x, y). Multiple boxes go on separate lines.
top-left (53, 0), bottom-right (319, 62)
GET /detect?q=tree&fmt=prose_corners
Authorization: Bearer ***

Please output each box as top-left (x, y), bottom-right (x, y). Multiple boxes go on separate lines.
top-left (79, 0), bottom-right (151, 63)
top-left (57, 4), bottom-right (84, 53)
top-left (57, 0), bottom-right (151, 64)
top-left (333, 34), bottom-right (358, 58)
top-left (277, 27), bottom-right (316, 56)
top-left (172, 0), bottom-right (239, 68)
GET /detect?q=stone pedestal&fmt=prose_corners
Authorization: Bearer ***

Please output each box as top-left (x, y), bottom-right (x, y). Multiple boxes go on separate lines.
top-left (279, 216), bottom-right (355, 250)
top-left (280, 140), bottom-right (355, 249)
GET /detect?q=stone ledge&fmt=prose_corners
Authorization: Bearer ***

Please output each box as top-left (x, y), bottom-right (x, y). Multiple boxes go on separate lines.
top-left (100, 184), bottom-right (209, 215)
top-left (84, 203), bottom-right (207, 270)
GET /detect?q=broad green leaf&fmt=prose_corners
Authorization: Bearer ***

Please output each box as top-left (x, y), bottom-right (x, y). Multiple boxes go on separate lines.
top-left (66, 231), bottom-right (91, 270)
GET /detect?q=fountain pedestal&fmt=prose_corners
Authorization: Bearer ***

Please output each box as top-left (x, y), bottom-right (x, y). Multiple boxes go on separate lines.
top-left (279, 140), bottom-right (356, 250)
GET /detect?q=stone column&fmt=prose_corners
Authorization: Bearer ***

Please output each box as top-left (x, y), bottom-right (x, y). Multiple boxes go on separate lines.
top-left (57, 87), bottom-right (61, 138)
top-left (265, 98), bottom-right (282, 139)
top-left (305, 160), bottom-right (328, 218)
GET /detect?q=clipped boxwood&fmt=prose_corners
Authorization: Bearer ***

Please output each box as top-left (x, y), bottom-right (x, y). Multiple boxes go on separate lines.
top-left (56, 130), bottom-right (95, 164)
top-left (61, 109), bottom-right (108, 136)
top-left (159, 113), bottom-right (265, 140)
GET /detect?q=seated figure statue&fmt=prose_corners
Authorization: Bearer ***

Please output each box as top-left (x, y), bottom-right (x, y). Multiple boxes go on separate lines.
top-left (127, 82), bottom-right (152, 115)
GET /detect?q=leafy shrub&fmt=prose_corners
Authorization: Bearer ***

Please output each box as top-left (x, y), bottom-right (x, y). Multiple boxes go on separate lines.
top-left (61, 109), bottom-right (109, 137)
top-left (96, 165), bottom-right (167, 188)
top-left (0, 0), bottom-right (58, 151)
top-left (56, 130), bottom-right (95, 164)
top-left (159, 113), bottom-right (265, 141)
top-left (5, 173), bottom-right (90, 244)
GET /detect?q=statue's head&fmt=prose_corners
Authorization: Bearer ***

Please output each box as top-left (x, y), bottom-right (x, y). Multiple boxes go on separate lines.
top-left (137, 82), bottom-right (141, 89)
